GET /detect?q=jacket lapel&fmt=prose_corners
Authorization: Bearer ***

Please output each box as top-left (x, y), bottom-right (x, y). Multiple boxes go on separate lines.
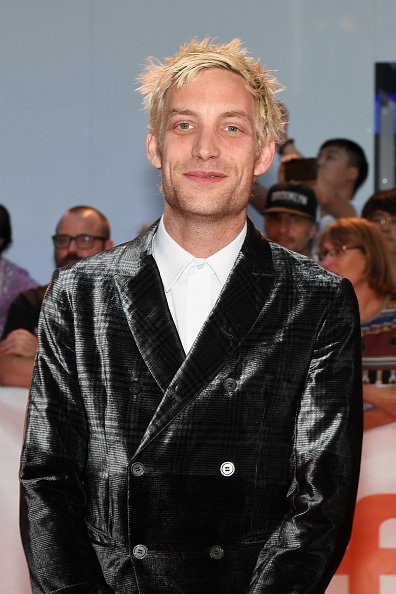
top-left (114, 230), bottom-right (185, 394)
top-left (133, 220), bottom-right (275, 457)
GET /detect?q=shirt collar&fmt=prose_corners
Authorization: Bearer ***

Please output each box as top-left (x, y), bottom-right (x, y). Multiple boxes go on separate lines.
top-left (152, 216), bottom-right (247, 292)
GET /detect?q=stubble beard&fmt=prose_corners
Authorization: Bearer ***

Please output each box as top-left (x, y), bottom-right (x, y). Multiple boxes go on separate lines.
top-left (55, 253), bottom-right (82, 267)
top-left (161, 164), bottom-right (254, 223)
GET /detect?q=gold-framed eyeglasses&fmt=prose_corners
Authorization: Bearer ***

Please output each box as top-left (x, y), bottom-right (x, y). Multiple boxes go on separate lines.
top-left (369, 215), bottom-right (396, 226)
top-left (318, 245), bottom-right (364, 262)
top-left (52, 234), bottom-right (107, 249)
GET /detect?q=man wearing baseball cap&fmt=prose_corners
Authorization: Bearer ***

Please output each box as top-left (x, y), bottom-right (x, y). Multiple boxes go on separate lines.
top-left (264, 183), bottom-right (318, 257)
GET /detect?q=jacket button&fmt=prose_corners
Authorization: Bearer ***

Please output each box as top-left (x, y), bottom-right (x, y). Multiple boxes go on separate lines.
top-left (223, 377), bottom-right (237, 392)
top-left (133, 544), bottom-right (148, 559)
top-left (131, 462), bottom-right (145, 476)
top-left (209, 545), bottom-right (224, 560)
top-left (220, 461), bottom-right (235, 476)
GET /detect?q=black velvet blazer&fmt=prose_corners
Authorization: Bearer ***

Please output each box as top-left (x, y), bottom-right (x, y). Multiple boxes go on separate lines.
top-left (20, 219), bottom-right (362, 593)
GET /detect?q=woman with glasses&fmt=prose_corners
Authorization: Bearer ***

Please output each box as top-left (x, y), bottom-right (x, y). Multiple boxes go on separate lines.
top-left (318, 217), bottom-right (396, 430)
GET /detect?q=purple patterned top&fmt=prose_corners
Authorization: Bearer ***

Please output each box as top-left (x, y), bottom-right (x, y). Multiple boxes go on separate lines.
top-left (0, 258), bottom-right (38, 335)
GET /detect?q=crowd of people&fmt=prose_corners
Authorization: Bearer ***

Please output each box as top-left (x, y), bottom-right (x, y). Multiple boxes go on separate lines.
top-left (0, 204), bottom-right (113, 387)
top-left (1, 144), bottom-right (396, 428)
top-left (253, 143), bottom-right (396, 432)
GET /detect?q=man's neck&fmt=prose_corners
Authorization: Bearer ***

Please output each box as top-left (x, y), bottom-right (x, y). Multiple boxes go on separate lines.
top-left (162, 209), bottom-right (247, 258)
top-left (338, 183), bottom-right (354, 200)
top-left (318, 182), bottom-right (355, 219)
top-left (300, 246), bottom-right (312, 258)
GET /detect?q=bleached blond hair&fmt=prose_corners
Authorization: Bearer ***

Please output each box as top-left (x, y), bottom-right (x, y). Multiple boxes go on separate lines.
top-left (137, 37), bottom-right (285, 151)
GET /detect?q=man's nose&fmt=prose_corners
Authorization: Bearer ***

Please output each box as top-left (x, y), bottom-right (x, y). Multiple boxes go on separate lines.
top-left (192, 127), bottom-right (220, 161)
top-left (66, 238), bottom-right (79, 250)
top-left (279, 220), bottom-right (290, 231)
top-left (379, 221), bottom-right (392, 233)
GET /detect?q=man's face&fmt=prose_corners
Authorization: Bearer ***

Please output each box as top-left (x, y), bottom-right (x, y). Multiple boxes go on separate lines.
top-left (54, 211), bottom-right (110, 267)
top-left (147, 68), bottom-right (274, 223)
top-left (264, 211), bottom-right (316, 256)
top-left (317, 145), bottom-right (357, 192)
top-left (367, 210), bottom-right (396, 256)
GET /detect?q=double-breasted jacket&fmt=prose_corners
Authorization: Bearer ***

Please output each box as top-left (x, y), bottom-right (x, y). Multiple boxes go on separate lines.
top-left (20, 220), bottom-right (362, 593)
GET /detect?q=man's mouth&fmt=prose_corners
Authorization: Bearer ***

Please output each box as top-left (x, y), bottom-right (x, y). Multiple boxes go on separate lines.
top-left (57, 254), bottom-right (81, 267)
top-left (184, 170), bottom-right (227, 184)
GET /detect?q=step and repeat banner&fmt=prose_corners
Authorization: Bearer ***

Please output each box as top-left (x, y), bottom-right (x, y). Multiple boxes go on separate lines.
top-left (1, 387), bottom-right (396, 593)
top-left (327, 421), bottom-right (396, 594)
top-left (0, 387), bottom-right (31, 593)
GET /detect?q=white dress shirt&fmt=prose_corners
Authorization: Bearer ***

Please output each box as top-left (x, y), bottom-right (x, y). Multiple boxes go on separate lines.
top-left (152, 217), bottom-right (247, 354)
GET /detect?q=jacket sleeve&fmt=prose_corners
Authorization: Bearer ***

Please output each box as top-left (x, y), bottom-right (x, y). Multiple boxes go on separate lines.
top-left (248, 278), bottom-right (363, 594)
top-left (19, 269), bottom-right (113, 593)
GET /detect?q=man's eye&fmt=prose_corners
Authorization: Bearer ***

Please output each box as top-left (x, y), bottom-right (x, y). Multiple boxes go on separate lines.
top-left (176, 122), bottom-right (192, 130)
top-left (225, 125), bottom-right (240, 133)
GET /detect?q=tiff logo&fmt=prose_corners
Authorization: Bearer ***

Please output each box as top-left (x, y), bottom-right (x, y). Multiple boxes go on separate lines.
top-left (336, 494), bottom-right (396, 593)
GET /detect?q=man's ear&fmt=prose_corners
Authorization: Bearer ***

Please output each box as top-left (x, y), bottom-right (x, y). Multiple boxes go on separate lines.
top-left (347, 165), bottom-right (359, 184)
top-left (254, 141), bottom-right (275, 177)
top-left (146, 132), bottom-right (162, 169)
top-left (104, 239), bottom-right (115, 250)
top-left (308, 223), bottom-right (318, 241)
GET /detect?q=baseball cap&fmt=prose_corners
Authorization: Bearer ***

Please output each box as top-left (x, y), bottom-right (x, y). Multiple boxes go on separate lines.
top-left (263, 184), bottom-right (317, 221)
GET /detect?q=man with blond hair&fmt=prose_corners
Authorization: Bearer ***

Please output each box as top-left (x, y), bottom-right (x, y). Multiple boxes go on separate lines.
top-left (20, 39), bottom-right (362, 593)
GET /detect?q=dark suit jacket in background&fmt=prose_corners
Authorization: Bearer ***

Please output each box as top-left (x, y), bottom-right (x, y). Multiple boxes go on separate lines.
top-left (20, 219), bottom-right (362, 593)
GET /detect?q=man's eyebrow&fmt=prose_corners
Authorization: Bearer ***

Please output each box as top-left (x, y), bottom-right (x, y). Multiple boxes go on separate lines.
top-left (167, 108), bottom-right (197, 119)
top-left (221, 110), bottom-right (251, 120)
top-left (166, 109), bottom-right (251, 120)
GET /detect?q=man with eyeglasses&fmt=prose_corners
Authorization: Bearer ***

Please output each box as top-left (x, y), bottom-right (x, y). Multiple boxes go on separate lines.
top-left (51, 205), bottom-right (113, 268)
top-left (0, 205), bottom-right (113, 387)
top-left (362, 189), bottom-right (396, 283)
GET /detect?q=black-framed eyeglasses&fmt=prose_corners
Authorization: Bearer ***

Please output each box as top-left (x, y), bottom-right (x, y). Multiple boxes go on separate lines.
top-left (52, 234), bottom-right (107, 250)
top-left (318, 244), bottom-right (364, 262)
